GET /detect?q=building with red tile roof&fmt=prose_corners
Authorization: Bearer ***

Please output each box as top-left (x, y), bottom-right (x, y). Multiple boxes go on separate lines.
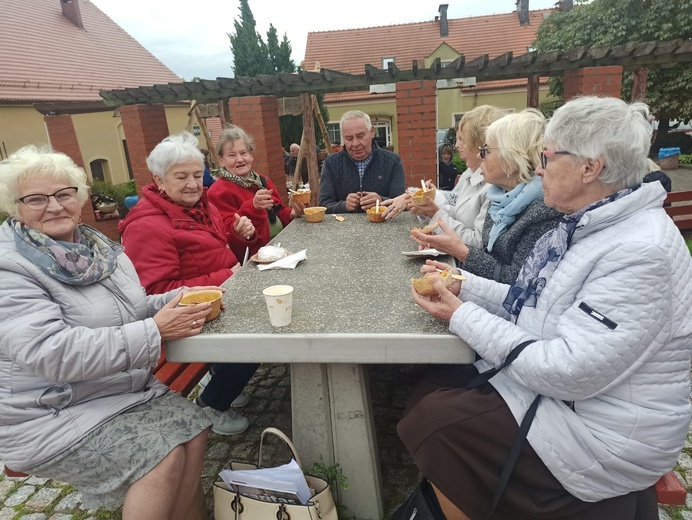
top-left (303, 6), bottom-right (554, 149)
top-left (0, 0), bottom-right (193, 185)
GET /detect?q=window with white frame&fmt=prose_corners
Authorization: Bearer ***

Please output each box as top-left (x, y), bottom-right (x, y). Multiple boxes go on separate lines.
top-left (327, 123), bottom-right (341, 145)
top-left (382, 57), bottom-right (395, 70)
top-left (372, 121), bottom-right (392, 147)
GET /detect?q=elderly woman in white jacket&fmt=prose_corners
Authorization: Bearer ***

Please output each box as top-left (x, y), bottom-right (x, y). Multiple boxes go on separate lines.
top-left (383, 105), bottom-right (504, 248)
top-left (0, 147), bottom-right (217, 520)
top-left (399, 96), bottom-right (692, 520)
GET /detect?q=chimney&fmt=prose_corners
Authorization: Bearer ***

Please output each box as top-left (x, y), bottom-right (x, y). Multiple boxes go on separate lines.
top-left (560, 0), bottom-right (573, 12)
top-left (438, 4), bottom-right (449, 37)
top-left (517, 0), bottom-right (530, 25)
top-left (60, 0), bottom-right (84, 29)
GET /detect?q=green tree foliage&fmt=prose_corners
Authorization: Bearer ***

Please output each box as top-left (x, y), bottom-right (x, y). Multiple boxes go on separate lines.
top-left (533, 0), bottom-right (692, 125)
top-left (228, 0), bottom-right (329, 150)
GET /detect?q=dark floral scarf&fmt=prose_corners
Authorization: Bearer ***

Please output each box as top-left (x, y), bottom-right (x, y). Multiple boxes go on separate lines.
top-left (213, 167), bottom-right (263, 190)
top-left (503, 187), bottom-right (636, 318)
top-left (10, 218), bottom-right (121, 286)
top-left (159, 190), bottom-right (213, 229)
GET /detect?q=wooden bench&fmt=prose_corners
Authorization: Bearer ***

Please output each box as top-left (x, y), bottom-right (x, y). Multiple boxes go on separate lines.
top-left (665, 190), bottom-right (692, 232)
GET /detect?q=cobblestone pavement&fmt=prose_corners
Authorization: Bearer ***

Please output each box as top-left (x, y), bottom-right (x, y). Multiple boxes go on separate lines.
top-left (2, 363), bottom-right (692, 519)
top-left (1, 166), bottom-right (691, 520)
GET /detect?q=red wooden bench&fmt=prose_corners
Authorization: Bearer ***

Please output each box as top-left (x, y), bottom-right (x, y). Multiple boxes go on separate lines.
top-left (665, 190), bottom-right (692, 232)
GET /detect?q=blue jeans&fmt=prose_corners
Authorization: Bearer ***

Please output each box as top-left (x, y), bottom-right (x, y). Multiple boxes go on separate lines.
top-left (199, 363), bottom-right (260, 411)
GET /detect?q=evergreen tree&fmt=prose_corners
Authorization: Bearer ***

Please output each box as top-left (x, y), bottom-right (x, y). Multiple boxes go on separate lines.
top-left (228, 0), bottom-right (272, 76)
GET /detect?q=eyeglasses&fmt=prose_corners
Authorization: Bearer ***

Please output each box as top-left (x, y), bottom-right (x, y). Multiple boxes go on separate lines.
top-left (539, 150), bottom-right (572, 169)
top-left (479, 144), bottom-right (499, 159)
top-left (18, 187), bottom-right (79, 210)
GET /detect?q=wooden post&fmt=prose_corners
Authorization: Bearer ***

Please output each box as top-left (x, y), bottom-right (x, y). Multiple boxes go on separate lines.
top-left (293, 132), bottom-right (307, 189)
top-left (313, 96), bottom-right (333, 155)
top-left (194, 107), bottom-right (219, 167)
top-left (631, 67), bottom-right (649, 102)
top-left (217, 99), bottom-right (232, 129)
top-left (300, 93), bottom-right (319, 205)
top-left (527, 74), bottom-right (539, 108)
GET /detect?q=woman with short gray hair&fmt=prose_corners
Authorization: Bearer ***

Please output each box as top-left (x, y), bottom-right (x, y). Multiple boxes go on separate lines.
top-left (400, 96), bottom-right (692, 520)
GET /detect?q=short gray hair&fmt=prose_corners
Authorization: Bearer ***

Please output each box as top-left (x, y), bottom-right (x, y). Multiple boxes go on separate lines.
top-left (339, 110), bottom-right (372, 141)
top-left (486, 109), bottom-right (546, 184)
top-left (544, 97), bottom-right (652, 190)
top-left (215, 125), bottom-right (254, 158)
top-left (0, 146), bottom-right (90, 218)
top-left (147, 132), bottom-right (204, 180)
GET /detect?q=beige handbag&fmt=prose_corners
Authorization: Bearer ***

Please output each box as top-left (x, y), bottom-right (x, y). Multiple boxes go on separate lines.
top-left (213, 427), bottom-right (337, 520)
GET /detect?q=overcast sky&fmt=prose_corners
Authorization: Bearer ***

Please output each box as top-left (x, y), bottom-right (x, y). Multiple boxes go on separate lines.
top-left (90, 0), bottom-right (559, 81)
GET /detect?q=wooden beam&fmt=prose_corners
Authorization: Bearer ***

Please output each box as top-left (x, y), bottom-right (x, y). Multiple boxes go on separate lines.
top-left (497, 51), bottom-right (513, 67)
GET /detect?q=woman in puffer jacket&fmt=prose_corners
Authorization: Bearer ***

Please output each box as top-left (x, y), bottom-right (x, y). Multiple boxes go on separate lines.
top-left (401, 96), bottom-right (692, 520)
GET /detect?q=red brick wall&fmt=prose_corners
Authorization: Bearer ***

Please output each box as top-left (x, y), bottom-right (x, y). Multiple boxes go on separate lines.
top-left (45, 115), bottom-right (85, 169)
top-left (395, 80), bottom-right (437, 188)
top-left (227, 96), bottom-right (287, 201)
top-left (564, 66), bottom-right (623, 100)
top-left (120, 104), bottom-right (170, 197)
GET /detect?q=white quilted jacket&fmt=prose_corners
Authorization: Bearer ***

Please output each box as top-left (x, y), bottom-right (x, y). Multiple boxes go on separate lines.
top-left (450, 182), bottom-right (692, 501)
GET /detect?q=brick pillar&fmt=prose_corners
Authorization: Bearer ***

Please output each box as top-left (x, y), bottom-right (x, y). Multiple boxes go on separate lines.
top-left (564, 66), bottom-right (623, 100)
top-left (45, 114), bottom-right (85, 169)
top-left (395, 80), bottom-right (437, 188)
top-left (227, 96), bottom-right (286, 201)
top-left (120, 104), bottom-right (170, 196)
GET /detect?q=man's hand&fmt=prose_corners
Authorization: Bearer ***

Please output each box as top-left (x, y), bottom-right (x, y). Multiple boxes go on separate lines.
top-left (411, 275), bottom-right (463, 322)
top-left (410, 218), bottom-right (470, 262)
top-left (345, 192), bottom-right (362, 212)
top-left (359, 191), bottom-right (382, 210)
top-left (253, 188), bottom-right (274, 211)
top-left (233, 214), bottom-right (255, 240)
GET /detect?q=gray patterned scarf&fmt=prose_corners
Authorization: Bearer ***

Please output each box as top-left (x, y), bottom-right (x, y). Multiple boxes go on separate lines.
top-left (10, 218), bottom-right (121, 286)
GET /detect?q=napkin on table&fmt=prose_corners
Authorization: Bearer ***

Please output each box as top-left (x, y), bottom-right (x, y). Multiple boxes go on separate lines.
top-left (257, 249), bottom-right (307, 271)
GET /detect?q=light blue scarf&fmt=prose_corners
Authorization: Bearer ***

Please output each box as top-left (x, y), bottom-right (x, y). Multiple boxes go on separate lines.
top-left (486, 176), bottom-right (544, 252)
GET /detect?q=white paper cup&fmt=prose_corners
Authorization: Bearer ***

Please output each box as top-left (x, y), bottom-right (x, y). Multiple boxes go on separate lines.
top-left (262, 285), bottom-right (294, 327)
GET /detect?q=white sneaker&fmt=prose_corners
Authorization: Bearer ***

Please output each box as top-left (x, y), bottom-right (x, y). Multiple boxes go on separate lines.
top-left (231, 390), bottom-right (251, 408)
top-left (198, 371), bottom-right (212, 389)
top-left (194, 398), bottom-right (249, 436)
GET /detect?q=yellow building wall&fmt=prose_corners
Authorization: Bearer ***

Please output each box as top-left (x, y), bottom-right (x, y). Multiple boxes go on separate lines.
top-left (0, 104), bottom-right (197, 186)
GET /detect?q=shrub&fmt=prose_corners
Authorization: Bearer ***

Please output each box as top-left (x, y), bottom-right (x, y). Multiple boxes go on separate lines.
top-left (91, 180), bottom-right (136, 207)
top-left (651, 132), bottom-right (692, 156)
top-left (452, 154), bottom-right (467, 172)
top-left (687, 239), bottom-right (692, 256)
top-left (679, 155), bottom-right (692, 165)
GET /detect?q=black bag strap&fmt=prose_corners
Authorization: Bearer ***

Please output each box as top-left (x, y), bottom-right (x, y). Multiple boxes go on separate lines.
top-left (462, 339), bottom-right (540, 520)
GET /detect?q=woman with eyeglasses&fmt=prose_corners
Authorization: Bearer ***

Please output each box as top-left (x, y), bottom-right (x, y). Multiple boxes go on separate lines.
top-left (0, 146), bottom-right (214, 519)
top-left (399, 97), bottom-right (692, 520)
top-left (410, 108), bottom-right (562, 285)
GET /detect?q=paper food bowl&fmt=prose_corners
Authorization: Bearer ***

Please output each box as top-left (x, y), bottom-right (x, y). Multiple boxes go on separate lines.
top-left (304, 206), bottom-right (327, 223)
top-left (291, 189), bottom-right (311, 205)
top-left (411, 186), bottom-right (436, 206)
top-left (366, 206), bottom-right (386, 223)
top-left (411, 271), bottom-right (453, 297)
top-left (179, 289), bottom-right (222, 322)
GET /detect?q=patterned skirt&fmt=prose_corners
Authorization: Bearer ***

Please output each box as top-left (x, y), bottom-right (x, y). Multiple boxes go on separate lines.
top-left (30, 391), bottom-right (211, 510)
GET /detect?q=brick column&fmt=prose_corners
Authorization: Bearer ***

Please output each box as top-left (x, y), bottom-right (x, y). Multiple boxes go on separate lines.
top-left (120, 104), bottom-right (170, 196)
top-left (45, 114), bottom-right (85, 169)
top-left (564, 66), bottom-right (623, 100)
top-left (227, 96), bottom-right (286, 201)
top-left (395, 80), bottom-right (437, 188)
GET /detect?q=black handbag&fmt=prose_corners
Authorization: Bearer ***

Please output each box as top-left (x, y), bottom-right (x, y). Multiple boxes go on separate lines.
top-left (393, 340), bottom-right (540, 520)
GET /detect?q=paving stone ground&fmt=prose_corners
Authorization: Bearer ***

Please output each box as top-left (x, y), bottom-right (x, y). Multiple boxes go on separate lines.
top-left (1, 167), bottom-right (690, 519)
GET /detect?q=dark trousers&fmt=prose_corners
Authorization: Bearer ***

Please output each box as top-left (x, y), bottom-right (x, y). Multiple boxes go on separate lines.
top-left (199, 363), bottom-right (260, 411)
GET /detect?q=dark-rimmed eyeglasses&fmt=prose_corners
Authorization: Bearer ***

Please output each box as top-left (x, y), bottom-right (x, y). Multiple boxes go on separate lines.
top-left (18, 187), bottom-right (79, 210)
top-left (539, 150), bottom-right (572, 169)
top-left (479, 144), bottom-right (499, 159)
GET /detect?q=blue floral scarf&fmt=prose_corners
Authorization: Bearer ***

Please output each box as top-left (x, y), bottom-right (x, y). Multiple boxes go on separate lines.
top-left (502, 187), bottom-right (636, 318)
top-left (486, 176), bottom-right (544, 252)
top-left (10, 218), bottom-right (121, 285)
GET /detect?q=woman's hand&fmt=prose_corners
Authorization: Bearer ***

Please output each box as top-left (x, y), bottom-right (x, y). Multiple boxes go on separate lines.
top-left (253, 188), bottom-right (274, 211)
top-left (409, 198), bottom-right (439, 218)
top-left (153, 292), bottom-right (213, 341)
top-left (411, 275), bottom-right (463, 322)
top-left (383, 193), bottom-right (409, 220)
top-left (233, 214), bottom-right (255, 240)
top-left (290, 201), bottom-right (305, 218)
top-left (410, 218), bottom-right (470, 262)
top-left (420, 260), bottom-right (462, 296)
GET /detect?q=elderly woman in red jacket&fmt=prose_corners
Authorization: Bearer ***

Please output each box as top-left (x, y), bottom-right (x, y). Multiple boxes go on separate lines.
top-left (208, 125), bottom-right (304, 254)
top-left (120, 132), bottom-right (258, 437)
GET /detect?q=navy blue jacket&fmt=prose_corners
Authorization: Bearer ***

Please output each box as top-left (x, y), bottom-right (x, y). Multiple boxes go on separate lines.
top-left (318, 141), bottom-right (405, 213)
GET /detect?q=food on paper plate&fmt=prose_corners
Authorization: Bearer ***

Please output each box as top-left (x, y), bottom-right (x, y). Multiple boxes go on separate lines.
top-left (179, 289), bottom-right (223, 321)
top-left (411, 270), bottom-right (454, 297)
top-left (257, 245), bottom-right (289, 262)
top-left (411, 221), bottom-right (439, 235)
